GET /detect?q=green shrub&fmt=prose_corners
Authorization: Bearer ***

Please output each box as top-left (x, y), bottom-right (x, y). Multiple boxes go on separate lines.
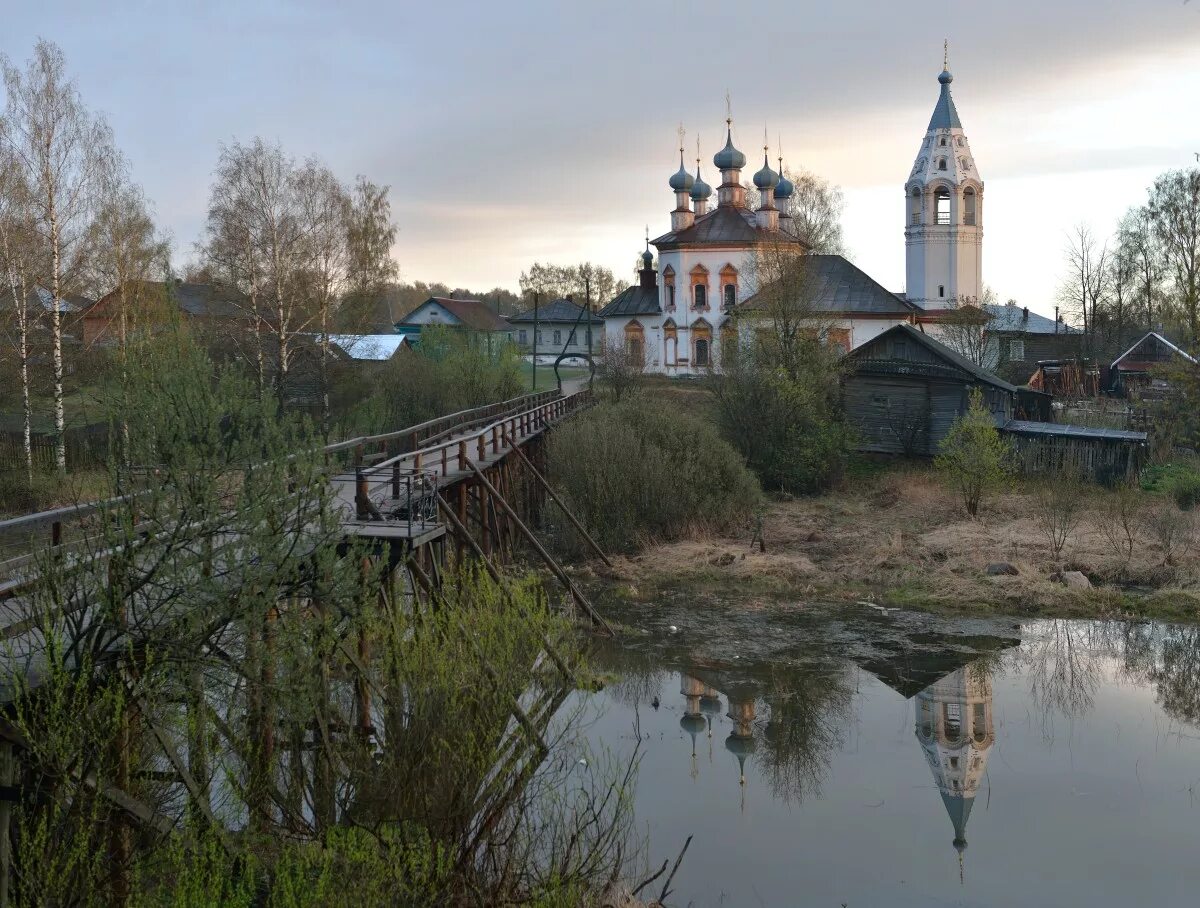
top-left (935, 388), bottom-right (1013, 517)
top-left (547, 396), bottom-right (761, 554)
top-left (1140, 460), bottom-right (1200, 510)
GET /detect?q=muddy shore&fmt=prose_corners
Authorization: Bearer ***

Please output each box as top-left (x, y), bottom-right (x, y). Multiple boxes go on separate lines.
top-left (576, 465), bottom-right (1200, 623)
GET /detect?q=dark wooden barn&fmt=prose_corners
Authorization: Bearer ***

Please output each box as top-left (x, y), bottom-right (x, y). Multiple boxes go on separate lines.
top-left (843, 323), bottom-right (1015, 456)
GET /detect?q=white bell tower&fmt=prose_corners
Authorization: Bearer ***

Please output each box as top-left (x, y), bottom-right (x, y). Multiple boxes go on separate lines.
top-left (904, 46), bottom-right (983, 308)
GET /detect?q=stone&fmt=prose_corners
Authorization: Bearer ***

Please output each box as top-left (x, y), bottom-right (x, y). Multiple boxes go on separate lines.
top-left (986, 562), bottom-right (1020, 576)
top-left (1054, 570), bottom-right (1092, 590)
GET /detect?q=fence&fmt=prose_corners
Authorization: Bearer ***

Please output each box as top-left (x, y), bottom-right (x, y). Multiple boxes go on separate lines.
top-left (0, 423), bottom-right (111, 473)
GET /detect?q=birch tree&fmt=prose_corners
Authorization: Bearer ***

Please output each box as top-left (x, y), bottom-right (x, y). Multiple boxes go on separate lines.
top-left (0, 146), bottom-right (37, 481)
top-left (1148, 169), bottom-right (1200, 345)
top-left (1, 40), bottom-right (116, 472)
top-left (1117, 205), bottom-right (1163, 333)
top-left (1058, 224), bottom-right (1109, 358)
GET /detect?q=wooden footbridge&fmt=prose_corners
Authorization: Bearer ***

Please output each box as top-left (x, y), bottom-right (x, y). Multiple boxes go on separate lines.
top-left (0, 386), bottom-right (609, 629)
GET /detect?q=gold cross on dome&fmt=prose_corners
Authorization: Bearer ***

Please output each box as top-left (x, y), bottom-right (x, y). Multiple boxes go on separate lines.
top-left (677, 122), bottom-right (686, 153)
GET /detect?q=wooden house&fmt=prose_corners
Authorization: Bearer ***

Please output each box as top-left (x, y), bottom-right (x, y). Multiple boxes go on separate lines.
top-left (1108, 331), bottom-right (1196, 396)
top-left (843, 323), bottom-right (1015, 456)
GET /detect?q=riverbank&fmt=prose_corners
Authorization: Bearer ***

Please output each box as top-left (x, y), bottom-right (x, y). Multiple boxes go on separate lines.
top-left (579, 463), bottom-right (1200, 623)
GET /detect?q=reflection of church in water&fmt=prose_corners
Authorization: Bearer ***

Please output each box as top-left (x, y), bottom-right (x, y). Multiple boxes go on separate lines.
top-left (915, 666), bottom-right (995, 859)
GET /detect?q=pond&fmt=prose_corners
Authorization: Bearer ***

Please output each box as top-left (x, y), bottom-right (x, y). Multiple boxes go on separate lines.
top-left (571, 602), bottom-right (1200, 906)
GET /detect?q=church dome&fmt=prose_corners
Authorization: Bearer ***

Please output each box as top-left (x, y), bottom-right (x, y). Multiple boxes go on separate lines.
top-left (641, 248), bottom-right (654, 267)
top-left (753, 155), bottom-right (779, 190)
top-left (939, 67), bottom-right (953, 85)
top-left (713, 130), bottom-right (746, 170)
top-left (690, 167), bottom-right (713, 201)
top-left (774, 172), bottom-right (794, 200)
top-left (669, 158), bottom-right (694, 192)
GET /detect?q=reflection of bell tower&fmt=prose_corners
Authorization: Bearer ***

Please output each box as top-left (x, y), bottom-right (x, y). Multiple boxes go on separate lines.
top-left (915, 664), bottom-right (994, 871)
top-left (680, 675), bottom-right (709, 780)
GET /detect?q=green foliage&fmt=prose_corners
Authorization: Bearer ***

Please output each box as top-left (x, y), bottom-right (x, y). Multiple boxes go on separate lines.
top-left (344, 324), bottom-right (523, 435)
top-left (934, 388), bottom-right (1013, 517)
top-left (547, 396), bottom-right (761, 554)
top-left (1141, 459), bottom-right (1200, 510)
top-left (712, 345), bottom-right (851, 494)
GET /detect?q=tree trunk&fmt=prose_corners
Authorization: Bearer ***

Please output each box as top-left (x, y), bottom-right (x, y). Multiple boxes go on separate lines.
top-left (49, 201), bottom-right (67, 474)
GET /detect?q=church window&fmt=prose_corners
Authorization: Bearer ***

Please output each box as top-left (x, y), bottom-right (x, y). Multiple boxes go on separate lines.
top-left (963, 188), bottom-right (977, 225)
top-left (695, 338), bottom-right (710, 367)
top-left (938, 285), bottom-right (945, 298)
top-left (973, 704), bottom-right (988, 742)
top-left (956, 137), bottom-right (964, 147)
top-left (939, 136), bottom-right (947, 147)
top-left (723, 284), bottom-right (735, 309)
top-left (935, 189), bottom-right (951, 225)
top-left (694, 284), bottom-right (707, 309)
top-left (663, 267), bottom-right (676, 310)
top-left (937, 158), bottom-right (947, 171)
top-left (629, 338), bottom-right (643, 362)
top-left (910, 188), bottom-right (922, 225)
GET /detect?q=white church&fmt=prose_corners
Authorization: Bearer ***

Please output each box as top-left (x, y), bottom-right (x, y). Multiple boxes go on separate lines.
top-left (599, 57), bottom-right (984, 373)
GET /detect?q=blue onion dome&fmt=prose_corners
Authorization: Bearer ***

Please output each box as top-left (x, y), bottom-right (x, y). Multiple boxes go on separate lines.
top-left (669, 151), bottom-right (694, 192)
top-left (774, 171), bottom-right (794, 200)
top-left (713, 129), bottom-right (746, 170)
top-left (939, 67), bottom-right (953, 85)
top-left (641, 247), bottom-right (654, 267)
top-left (753, 154), bottom-right (779, 190)
top-left (690, 166), bottom-right (713, 201)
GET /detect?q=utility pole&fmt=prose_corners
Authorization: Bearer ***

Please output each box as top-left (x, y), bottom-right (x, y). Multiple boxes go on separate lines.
top-left (585, 277), bottom-right (593, 360)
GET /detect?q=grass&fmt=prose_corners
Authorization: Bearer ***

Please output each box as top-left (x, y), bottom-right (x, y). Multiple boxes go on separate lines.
top-left (522, 365), bottom-right (589, 391)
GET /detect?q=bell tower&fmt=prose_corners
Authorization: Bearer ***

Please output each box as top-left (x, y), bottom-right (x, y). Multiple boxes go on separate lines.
top-left (905, 45), bottom-right (983, 308)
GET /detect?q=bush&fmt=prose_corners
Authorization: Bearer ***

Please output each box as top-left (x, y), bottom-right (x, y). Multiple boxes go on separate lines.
top-left (547, 396), bottom-right (761, 554)
top-left (712, 350), bottom-right (850, 494)
top-left (1032, 474), bottom-right (1087, 561)
top-left (934, 388), bottom-right (1013, 517)
top-left (341, 325), bottom-right (523, 436)
top-left (1140, 460), bottom-right (1200, 511)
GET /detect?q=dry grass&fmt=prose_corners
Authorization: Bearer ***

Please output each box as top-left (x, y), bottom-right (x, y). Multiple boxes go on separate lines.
top-left (585, 463), bottom-right (1200, 621)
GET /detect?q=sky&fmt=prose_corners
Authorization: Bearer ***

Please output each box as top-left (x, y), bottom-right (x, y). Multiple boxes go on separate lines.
top-left (3, 0), bottom-right (1199, 317)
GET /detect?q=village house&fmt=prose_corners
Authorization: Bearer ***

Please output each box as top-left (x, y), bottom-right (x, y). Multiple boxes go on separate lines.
top-left (980, 302), bottom-right (1082, 383)
top-left (1108, 330), bottom-right (1197, 396)
top-left (81, 280), bottom-right (251, 347)
top-left (507, 298), bottom-right (604, 357)
top-left (395, 296), bottom-right (514, 350)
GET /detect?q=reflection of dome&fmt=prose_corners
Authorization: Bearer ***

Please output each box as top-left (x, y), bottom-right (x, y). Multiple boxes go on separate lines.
top-left (724, 733), bottom-right (757, 758)
top-left (700, 694), bottom-right (722, 716)
top-left (681, 714), bottom-right (707, 736)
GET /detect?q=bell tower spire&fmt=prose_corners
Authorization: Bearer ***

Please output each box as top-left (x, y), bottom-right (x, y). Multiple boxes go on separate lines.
top-left (904, 47), bottom-right (983, 308)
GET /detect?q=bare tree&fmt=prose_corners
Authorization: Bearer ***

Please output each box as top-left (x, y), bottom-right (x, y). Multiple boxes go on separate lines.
top-left (596, 336), bottom-right (645, 401)
top-left (939, 288), bottom-right (998, 369)
top-left (519, 262), bottom-right (616, 309)
top-left (1, 40), bottom-right (118, 472)
top-left (783, 167), bottom-right (848, 255)
top-left (1058, 224), bottom-right (1109, 358)
top-left (1147, 168), bottom-right (1200, 345)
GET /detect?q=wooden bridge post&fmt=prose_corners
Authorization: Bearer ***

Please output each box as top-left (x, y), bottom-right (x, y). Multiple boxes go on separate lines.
top-left (0, 741), bottom-right (13, 908)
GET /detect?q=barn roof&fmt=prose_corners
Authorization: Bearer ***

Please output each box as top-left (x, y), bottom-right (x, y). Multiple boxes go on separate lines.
top-left (1002, 420), bottom-right (1148, 442)
top-left (848, 323), bottom-right (1018, 393)
top-left (1111, 331), bottom-right (1196, 370)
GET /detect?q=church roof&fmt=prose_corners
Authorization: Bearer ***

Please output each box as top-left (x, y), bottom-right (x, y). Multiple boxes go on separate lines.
top-left (652, 206), bottom-right (809, 251)
top-left (738, 254), bottom-right (919, 317)
top-left (597, 284), bottom-right (661, 319)
top-left (928, 68), bottom-right (963, 131)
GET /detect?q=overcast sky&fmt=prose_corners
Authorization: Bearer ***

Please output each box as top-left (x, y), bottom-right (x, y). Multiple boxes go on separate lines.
top-left (3, 0), bottom-right (1199, 315)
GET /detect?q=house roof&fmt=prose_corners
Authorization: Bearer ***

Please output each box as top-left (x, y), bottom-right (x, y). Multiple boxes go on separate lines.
top-left (983, 303), bottom-right (1079, 335)
top-left (849, 322), bottom-right (1018, 393)
top-left (652, 206), bottom-right (810, 251)
top-left (597, 284), bottom-right (661, 319)
top-left (88, 281), bottom-right (249, 319)
top-left (1111, 331), bottom-right (1196, 370)
top-left (328, 334), bottom-right (406, 361)
top-left (508, 298), bottom-right (603, 324)
top-left (397, 296), bottom-right (511, 332)
top-left (738, 254), bottom-right (919, 317)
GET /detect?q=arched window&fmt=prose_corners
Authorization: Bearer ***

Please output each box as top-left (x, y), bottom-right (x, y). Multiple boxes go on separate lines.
top-left (963, 188), bottom-right (977, 226)
top-left (694, 283), bottom-right (707, 309)
top-left (695, 338), bottom-right (709, 367)
top-left (689, 265), bottom-right (709, 310)
top-left (939, 136), bottom-right (947, 147)
top-left (935, 188), bottom-right (951, 225)
top-left (937, 158), bottom-right (947, 171)
top-left (662, 266), bottom-right (676, 311)
top-left (723, 284), bottom-right (735, 309)
top-left (909, 188), bottom-right (922, 225)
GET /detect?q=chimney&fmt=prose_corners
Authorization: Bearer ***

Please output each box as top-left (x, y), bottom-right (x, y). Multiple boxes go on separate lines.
top-left (1022, 306), bottom-right (1029, 322)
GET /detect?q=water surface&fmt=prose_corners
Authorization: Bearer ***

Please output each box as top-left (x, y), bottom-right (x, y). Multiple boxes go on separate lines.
top-left (575, 603), bottom-right (1200, 906)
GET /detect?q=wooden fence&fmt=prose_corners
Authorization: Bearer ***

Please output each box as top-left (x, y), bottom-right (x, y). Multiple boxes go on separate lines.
top-left (0, 424), bottom-right (111, 473)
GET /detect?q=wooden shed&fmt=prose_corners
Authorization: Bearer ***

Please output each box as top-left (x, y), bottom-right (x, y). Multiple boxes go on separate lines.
top-left (843, 323), bottom-right (1015, 456)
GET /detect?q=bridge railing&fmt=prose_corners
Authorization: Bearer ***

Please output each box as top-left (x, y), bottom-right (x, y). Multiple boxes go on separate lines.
top-left (0, 388), bottom-right (575, 575)
top-left (355, 387), bottom-right (593, 487)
